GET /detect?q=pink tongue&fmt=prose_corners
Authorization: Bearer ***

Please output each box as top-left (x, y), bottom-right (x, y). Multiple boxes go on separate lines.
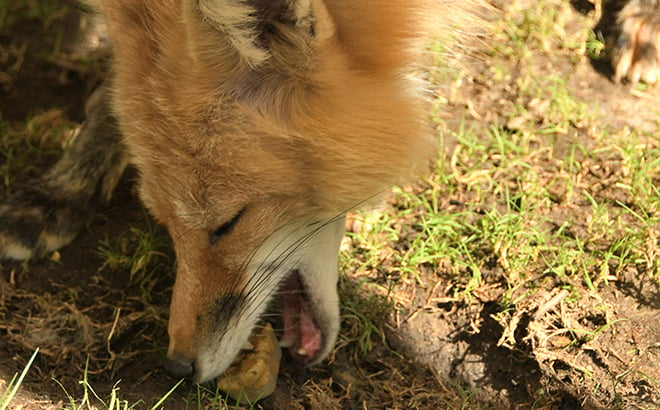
top-left (281, 273), bottom-right (322, 362)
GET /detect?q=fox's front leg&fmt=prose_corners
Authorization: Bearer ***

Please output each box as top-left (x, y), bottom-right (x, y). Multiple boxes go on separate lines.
top-left (0, 85), bottom-right (127, 260)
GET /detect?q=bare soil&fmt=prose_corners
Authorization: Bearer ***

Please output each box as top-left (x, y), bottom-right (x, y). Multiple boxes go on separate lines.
top-left (1, 2), bottom-right (658, 409)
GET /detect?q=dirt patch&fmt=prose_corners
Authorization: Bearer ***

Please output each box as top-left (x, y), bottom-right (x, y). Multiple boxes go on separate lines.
top-left (1, 1), bottom-right (659, 409)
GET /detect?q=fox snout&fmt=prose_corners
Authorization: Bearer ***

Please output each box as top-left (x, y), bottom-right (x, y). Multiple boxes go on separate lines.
top-left (162, 217), bottom-right (345, 383)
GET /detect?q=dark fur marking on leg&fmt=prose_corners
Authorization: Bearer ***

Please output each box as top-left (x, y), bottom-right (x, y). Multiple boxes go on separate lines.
top-left (0, 85), bottom-right (127, 260)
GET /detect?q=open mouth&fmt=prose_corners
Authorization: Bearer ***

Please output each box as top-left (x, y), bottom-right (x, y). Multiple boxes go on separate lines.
top-left (277, 270), bottom-right (323, 363)
top-left (215, 270), bottom-right (323, 401)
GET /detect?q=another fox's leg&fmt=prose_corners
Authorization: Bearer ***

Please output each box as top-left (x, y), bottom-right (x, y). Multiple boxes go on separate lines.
top-left (612, 0), bottom-right (659, 84)
top-left (0, 84), bottom-right (127, 260)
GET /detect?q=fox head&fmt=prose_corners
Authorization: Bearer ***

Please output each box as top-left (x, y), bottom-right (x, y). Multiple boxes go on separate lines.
top-left (97, 0), bottom-right (436, 383)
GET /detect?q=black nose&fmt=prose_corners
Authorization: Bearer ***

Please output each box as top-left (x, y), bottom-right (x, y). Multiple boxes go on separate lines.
top-left (164, 356), bottom-right (194, 379)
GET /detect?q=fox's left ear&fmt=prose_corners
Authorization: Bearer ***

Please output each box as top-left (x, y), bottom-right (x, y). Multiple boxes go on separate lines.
top-left (192, 0), bottom-right (335, 68)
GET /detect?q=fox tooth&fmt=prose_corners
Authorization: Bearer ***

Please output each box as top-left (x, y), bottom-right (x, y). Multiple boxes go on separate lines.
top-left (297, 348), bottom-right (307, 356)
top-left (242, 340), bottom-right (254, 350)
top-left (278, 335), bottom-right (295, 348)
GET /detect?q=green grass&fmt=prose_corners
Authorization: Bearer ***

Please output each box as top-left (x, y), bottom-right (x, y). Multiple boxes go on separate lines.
top-left (2, 355), bottom-right (236, 410)
top-left (337, 271), bottom-right (394, 356)
top-left (0, 349), bottom-right (39, 410)
top-left (345, 106), bottom-right (658, 298)
top-left (97, 216), bottom-right (171, 295)
top-left (52, 358), bottom-right (183, 410)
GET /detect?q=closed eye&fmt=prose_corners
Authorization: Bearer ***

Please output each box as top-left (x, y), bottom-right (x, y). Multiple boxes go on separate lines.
top-left (209, 208), bottom-right (246, 246)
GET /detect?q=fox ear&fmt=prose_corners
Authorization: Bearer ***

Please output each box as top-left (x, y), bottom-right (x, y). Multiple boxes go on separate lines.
top-left (195, 0), bottom-right (334, 67)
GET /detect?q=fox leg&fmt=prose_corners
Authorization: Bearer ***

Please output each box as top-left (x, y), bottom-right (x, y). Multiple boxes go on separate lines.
top-left (0, 85), bottom-right (127, 260)
top-left (612, 0), bottom-right (660, 84)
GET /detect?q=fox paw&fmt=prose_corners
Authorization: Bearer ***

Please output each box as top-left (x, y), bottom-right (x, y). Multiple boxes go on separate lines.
top-left (612, 0), bottom-right (660, 84)
top-left (0, 186), bottom-right (87, 260)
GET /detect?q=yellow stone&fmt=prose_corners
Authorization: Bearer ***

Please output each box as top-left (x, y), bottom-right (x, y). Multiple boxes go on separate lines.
top-left (217, 322), bottom-right (281, 403)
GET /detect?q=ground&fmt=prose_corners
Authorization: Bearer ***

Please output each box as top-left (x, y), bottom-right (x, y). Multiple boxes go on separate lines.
top-left (0, 1), bottom-right (658, 409)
